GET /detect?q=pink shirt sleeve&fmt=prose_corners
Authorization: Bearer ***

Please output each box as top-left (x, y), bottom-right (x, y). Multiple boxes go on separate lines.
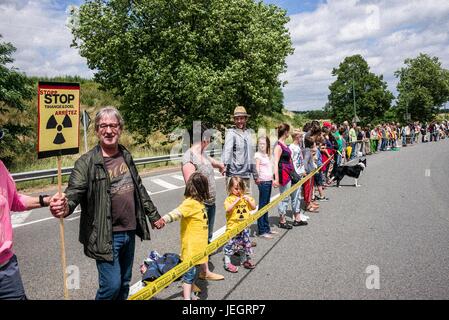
top-left (1, 160), bottom-right (28, 212)
top-left (11, 192), bottom-right (28, 212)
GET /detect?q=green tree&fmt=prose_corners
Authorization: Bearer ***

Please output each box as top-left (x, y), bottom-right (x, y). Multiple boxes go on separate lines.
top-left (70, 0), bottom-right (293, 139)
top-left (0, 35), bottom-right (34, 166)
top-left (303, 109), bottom-right (328, 120)
top-left (395, 53), bottom-right (449, 123)
top-left (325, 54), bottom-right (394, 125)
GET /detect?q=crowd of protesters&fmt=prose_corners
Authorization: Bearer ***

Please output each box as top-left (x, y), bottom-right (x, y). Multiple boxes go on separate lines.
top-left (2, 104), bottom-right (449, 300)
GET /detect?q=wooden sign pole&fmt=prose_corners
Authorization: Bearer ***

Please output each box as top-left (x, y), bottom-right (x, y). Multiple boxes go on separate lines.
top-left (58, 156), bottom-right (69, 299)
top-left (37, 81), bottom-right (80, 300)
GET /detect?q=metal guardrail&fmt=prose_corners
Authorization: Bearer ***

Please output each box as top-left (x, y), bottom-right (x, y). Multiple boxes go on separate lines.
top-left (12, 150), bottom-right (222, 183)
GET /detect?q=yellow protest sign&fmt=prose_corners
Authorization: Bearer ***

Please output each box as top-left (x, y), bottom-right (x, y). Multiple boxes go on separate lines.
top-left (37, 82), bottom-right (80, 159)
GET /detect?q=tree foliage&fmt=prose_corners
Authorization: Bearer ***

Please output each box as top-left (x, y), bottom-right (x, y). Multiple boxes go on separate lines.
top-left (0, 35), bottom-right (34, 166)
top-left (70, 0), bottom-right (294, 139)
top-left (293, 109), bottom-right (329, 120)
top-left (325, 54), bottom-right (394, 125)
top-left (395, 53), bottom-right (449, 123)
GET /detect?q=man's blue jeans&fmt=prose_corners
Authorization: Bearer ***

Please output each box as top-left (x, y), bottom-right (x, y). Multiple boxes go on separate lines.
top-left (205, 203), bottom-right (216, 243)
top-left (95, 230), bottom-right (135, 300)
top-left (257, 181), bottom-right (272, 235)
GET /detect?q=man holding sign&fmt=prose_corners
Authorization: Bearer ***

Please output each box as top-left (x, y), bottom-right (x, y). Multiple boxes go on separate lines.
top-left (50, 106), bottom-right (165, 300)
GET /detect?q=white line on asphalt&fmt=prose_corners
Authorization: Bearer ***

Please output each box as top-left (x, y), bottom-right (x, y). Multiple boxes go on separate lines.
top-left (147, 187), bottom-right (185, 196)
top-left (11, 210), bottom-right (33, 226)
top-left (12, 217), bottom-right (54, 229)
top-left (425, 169), bottom-right (431, 177)
top-left (171, 175), bottom-right (186, 181)
top-left (151, 179), bottom-right (180, 190)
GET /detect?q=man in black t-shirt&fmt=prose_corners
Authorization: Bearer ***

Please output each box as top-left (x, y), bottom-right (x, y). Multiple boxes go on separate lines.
top-left (50, 107), bottom-right (165, 300)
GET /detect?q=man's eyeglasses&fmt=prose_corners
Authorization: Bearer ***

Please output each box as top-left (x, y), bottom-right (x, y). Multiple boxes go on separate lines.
top-left (98, 123), bottom-right (120, 130)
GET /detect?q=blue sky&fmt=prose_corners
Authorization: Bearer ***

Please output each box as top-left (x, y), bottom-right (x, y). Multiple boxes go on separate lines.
top-left (1, 0), bottom-right (449, 111)
top-left (264, 0), bottom-right (324, 14)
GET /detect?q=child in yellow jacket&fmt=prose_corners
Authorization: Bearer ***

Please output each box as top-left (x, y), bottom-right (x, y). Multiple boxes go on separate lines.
top-left (156, 172), bottom-right (210, 300)
top-left (222, 176), bottom-right (257, 273)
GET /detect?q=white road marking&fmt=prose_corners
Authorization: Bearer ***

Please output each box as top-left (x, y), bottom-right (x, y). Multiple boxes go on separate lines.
top-left (12, 217), bottom-right (54, 229)
top-left (171, 175), bottom-right (186, 182)
top-left (151, 179), bottom-right (180, 190)
top-left (147, 187), bottom-right (185, 196)
top-left (11, 210), bottom-right (33, 226)
top-left (425, 169), bottom-right (431, 177)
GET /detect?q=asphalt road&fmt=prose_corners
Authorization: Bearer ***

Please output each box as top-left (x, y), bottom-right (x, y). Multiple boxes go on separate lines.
top-left (12, 138), bottom-right (449, 300)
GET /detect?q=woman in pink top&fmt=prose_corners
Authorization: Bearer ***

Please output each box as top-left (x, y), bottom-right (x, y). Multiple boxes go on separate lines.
top-left (0, 130), bottom-right (55, 299)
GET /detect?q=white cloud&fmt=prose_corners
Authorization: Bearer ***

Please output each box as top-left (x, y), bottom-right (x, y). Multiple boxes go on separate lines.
top-left (0, 0), bottom-right (93, 78)
top-left (1, 0), bottom-right (449, 111)
top-left (283, 0), bottom-right (449, 111)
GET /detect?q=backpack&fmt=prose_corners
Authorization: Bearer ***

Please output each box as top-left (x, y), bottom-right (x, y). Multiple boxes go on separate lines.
top-left (142, 253), bottom-right (181, 282)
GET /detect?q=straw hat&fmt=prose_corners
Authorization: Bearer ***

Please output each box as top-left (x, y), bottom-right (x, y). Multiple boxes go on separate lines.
top-left (233, 106), bottom-right (250, 118)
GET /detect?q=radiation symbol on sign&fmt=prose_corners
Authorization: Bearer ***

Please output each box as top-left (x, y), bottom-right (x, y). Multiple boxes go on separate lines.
top-left (46, 114), bottom-right (72, 144)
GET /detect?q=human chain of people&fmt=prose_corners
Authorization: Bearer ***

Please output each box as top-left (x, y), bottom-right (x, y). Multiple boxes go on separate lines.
top-left (1, 105), bottom-right (449, 300)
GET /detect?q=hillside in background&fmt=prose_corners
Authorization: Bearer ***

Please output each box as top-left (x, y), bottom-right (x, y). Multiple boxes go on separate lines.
top-left (8, 77), bottom-right (305, 174)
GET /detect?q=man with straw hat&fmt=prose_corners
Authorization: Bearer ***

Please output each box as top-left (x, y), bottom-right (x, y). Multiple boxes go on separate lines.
top-left (222, 106), bottom-right (260, 193)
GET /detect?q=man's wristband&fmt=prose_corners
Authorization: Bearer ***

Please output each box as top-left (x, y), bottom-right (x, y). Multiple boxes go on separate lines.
top-left (39, 194), bottom-right (49, 207)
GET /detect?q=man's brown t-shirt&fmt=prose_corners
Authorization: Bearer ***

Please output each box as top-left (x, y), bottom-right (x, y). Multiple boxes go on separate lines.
top-left (103, 152), bottom-right (136, 232)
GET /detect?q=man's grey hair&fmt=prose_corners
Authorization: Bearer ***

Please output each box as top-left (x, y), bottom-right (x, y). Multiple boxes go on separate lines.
top-left (95, 106), bottom-right (124, 131)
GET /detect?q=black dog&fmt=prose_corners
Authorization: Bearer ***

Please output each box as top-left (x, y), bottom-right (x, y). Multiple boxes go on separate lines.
top-left (333, 158), bottom-right (366, 187)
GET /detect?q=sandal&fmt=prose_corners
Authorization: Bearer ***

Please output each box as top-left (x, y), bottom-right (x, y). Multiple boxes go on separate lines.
top-left (224, 263), bottom-right (239, 273)
top-left (306, 206), bottom-right (320, 213)
top-left (243, 260), bottom-right (256, 269)
top-left (278, 222), bottom-right (292, 229)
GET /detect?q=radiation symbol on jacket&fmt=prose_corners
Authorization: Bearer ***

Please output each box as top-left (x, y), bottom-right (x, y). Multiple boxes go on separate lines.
top-left (237, 209), bottom-right (244, 220)
top-left (46, 114), bottom-right (72, 144)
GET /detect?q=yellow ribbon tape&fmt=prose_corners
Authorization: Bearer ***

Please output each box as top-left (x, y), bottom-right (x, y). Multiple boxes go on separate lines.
top-left (128, 156), bottom-right (334, 300)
